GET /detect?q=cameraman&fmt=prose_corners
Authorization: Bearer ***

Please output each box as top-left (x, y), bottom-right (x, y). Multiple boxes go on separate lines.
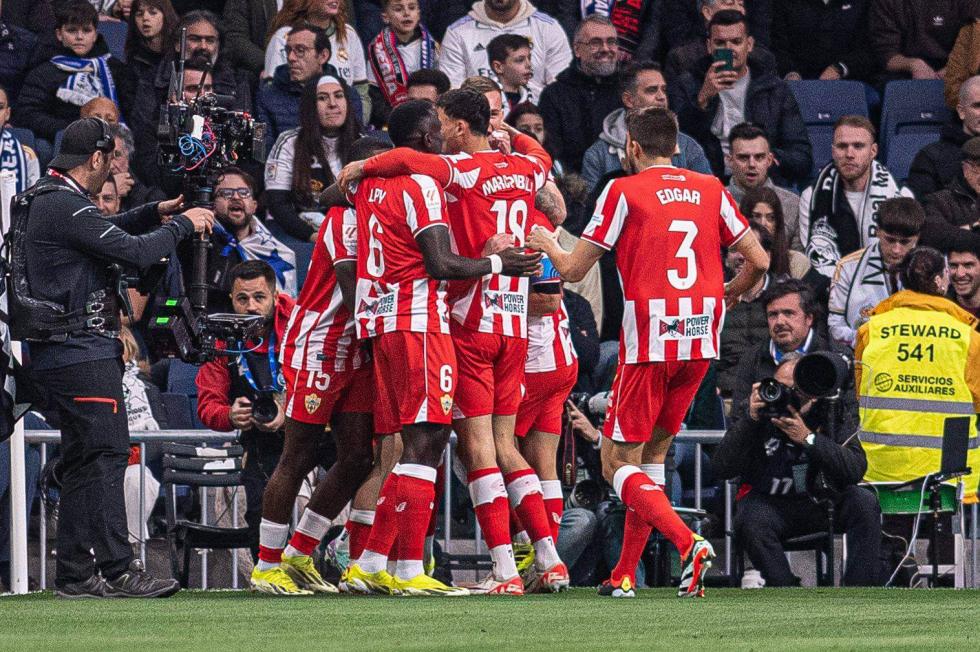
top-left (195, 260), bottom-right (299, 560)
top-left (17, 117), bottom-right (213, 598)
top-left (713, 353), bottom-right (881, 587)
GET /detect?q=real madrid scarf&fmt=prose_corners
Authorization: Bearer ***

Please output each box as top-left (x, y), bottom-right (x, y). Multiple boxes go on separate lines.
top-left (805, 159), bottom-right (901, 278)
top-left (0, 128), bottom-right (30, 193)
top-left (609, 0), bottom-right (647, 61)
top-left (50, 53), bottom-right (119, 108)
top-left (368, 26), bottom-right (436, 108)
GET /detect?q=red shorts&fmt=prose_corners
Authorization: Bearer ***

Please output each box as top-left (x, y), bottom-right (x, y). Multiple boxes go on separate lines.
top-left (515, 362), bottom-right (579, 437)
top-left (602, 359), bottom-right (710, 443)
top-left (373, 330), bottom-right (457, 435)
top-left (450, 325), bottom-right (528, 419)
top-left (283, 363), bottom-right (373, 425)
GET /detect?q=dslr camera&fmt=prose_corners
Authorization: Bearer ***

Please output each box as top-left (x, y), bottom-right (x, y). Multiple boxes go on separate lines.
top-left (757, 351), bottom-right (851, 419)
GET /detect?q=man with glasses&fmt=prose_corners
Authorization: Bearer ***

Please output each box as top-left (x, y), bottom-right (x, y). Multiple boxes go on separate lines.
top-left (538, 15), bottom-right (623, 173)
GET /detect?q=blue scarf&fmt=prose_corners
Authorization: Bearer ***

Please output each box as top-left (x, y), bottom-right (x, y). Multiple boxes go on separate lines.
top-left (50, 53), bottom-right (119, 108)
top-left (0, 128), bottom-right (32, 193)
top-left (214, 220), bottom-right (297, 297)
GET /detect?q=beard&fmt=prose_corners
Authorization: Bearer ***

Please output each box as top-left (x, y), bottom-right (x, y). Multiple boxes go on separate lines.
top-left (582, 58), bottom-right (618, 79)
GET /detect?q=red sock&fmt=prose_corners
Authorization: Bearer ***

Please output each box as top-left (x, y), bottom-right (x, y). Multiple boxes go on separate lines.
top-left (541, 480), bottom-right (564, 543)
top-left (346, 509), bottom-right (374, 561)
top-left (615, 467), bottom-right (694, 557)
top-left (611, 507), bottom-right (653, 585)
top-left (427, 464), bottom-right (444, 538)
top-left (508, 504), bottom-right (524, 538)
top-left (395, 465), bottom-right (437, 569)
top-left (504, 469), bottom-right (552, 545)
top-left (362, 473), bottom-right (400, 557)
top-left (467, 468), bottom-right (511, 549)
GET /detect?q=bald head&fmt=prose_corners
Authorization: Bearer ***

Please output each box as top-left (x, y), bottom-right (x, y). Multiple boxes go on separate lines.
top-left (958, 75), bottom-right (980, 137)
top-left (80, 97), bottom-right (120, 124)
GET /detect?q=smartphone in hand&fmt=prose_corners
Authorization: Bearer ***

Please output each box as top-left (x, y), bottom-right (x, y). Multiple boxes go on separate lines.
top-left (713, 47), bottom-right (735, 71)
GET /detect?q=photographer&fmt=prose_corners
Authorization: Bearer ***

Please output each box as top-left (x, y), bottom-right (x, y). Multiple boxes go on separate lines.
top-left (16, 117), bottom-right (213, 598)
top-left (712, 353), bottom-right (881, 587)
top-left (195, 260), bottom-right (298, 561)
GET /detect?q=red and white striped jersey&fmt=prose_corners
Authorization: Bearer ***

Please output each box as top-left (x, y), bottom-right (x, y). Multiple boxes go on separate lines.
top-left (349, 174), bottom-right (451, 338)
top-left (526, 300), bottom-right (577, 373)
top-left (280, 206), bottom-right (363, 373)
top-left (583, 165), bottom-right (749, 364)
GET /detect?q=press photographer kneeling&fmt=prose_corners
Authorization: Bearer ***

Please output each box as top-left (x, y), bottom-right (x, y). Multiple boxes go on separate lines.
top-left (713, 352), bottom-right (882, 587)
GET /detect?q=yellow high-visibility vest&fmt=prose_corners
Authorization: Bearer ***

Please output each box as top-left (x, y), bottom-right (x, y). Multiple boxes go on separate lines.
top-left (860, 304), bottom-right (979, 496)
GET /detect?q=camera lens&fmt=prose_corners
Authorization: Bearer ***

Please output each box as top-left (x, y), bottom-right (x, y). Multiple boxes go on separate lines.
top-left (251, 394), bottom-right (279, 424)
top-left (758, 378), bottom-right (784, 403)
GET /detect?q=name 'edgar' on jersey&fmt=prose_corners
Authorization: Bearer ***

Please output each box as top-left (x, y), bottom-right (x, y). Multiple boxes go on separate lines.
top-left (582, 165), bottom-right (749, 363)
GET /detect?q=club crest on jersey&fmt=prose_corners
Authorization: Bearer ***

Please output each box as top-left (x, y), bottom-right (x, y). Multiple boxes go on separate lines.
top-left (304, 393), bottom-right (322, 414)
top-left (658, 314), bottom-right (711, 340)
top-left (357, 293), bottom-right (396, 318)
top-left (440, 393), bottom-right (453, 415)
top-left (483, 290), bottom-right (525, 314)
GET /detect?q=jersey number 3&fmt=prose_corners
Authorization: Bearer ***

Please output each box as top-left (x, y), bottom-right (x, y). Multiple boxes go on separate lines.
top-left (668, 220), bottom-right (698, 290)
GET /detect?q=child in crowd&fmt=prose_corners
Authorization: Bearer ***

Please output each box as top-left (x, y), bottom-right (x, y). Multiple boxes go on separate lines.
top-left (367, 0), bottom-right (438, 110)
top-left (488, 33), bottom-right (534, 113)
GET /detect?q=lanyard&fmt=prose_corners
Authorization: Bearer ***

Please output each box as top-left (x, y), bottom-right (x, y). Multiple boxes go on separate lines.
top-left (237, 329), bottom-right (284, 393)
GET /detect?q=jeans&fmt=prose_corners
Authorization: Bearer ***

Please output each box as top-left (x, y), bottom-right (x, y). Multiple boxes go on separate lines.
top-left (556, 507), bottom-right (599, 586)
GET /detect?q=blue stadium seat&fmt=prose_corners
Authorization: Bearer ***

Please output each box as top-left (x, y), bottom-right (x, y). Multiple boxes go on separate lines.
top-left (98, 19), bottom-right (128, 62)
top-left (166, 359), bottom-right (201, 396)
top-left (879, 80), bottom-right (950, 153)
top-left (787, 80), bottom-right (869, 180)
top-left (885, 131), bottom-right (941, 185)
top-left (161, 392), bottom-right (194, 430)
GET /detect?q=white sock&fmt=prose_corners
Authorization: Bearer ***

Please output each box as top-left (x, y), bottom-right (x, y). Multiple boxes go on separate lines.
top-left (532, 536), bottom-right (561, 570)
top-left (513, 530), bottom-right (531, 545)
top-left (640, 463), bottom-right (666, 486)
top-left (257, 519), bottom-right (290, 571)
top-left (358, 550), bottom-right (389, 574)
top-left (283, 509), bottom-right (331, 558)
top-left (489, 543), bottom-right (519, 581)
top-left (395, 559), bottom-right (424, 580)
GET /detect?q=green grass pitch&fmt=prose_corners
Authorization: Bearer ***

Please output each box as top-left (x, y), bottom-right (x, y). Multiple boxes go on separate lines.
top-left (3, 588), bottom-right (980, 651)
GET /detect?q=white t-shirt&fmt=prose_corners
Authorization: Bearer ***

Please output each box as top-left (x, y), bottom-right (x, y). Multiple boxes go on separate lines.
top-left (844, 189), bottom-right (864, 219)
top-left (264, 128), bottom-right (343, 230)
top-left (264, 23), bottom-right (368, 86)
top-left (712, 72), bottom-right (751, 167)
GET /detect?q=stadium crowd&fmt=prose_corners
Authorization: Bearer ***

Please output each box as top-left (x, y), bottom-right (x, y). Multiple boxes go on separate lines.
top-left (2, 0), bottom-right (980, 596)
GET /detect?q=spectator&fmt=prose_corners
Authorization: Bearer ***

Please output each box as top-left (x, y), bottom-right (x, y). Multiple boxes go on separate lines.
top-left (14, 1), bottom-right (133, 141)
top-left (800, 116), bottom-right (913, 278)
top-left (580, 61), bottom-right (710, 191)
top-left (488, 33), bottom-right (533, 112)
top-left (828, 197), bottom-right (924, 348)
top-left (405, 67), bottom-right (449, 102)
top-left (0, 7), bottom-right (37, 101)
top-left (771, 0), bottom-right (878, 84)
top-left (945, 18), bottom-right (980, 108)
top-left (739, 187), bottom-right (810, 280)
top-left (921, 136), bottom-right (980, 253)
top-left (870, 0), bottom-right (978, 80)
top-left (0, 85), bottom-right (39, 192)
top-left (366, 0), bottom-right (439, 114)
top-left (265, 75), bottom-right (362, 241)
top-left (79, 96), bottom-right (119, 124)
top-left (662, 0), bottom-right (770, 52)
top-left (507, 100), bottom-right (544, 142)
top-left (538, 15), bottom-right (621, 173)
top-left (222, 0), bottom-right (316, 76)
top-left (94, 174), bottom-right (120, 214)
top-left (949, 244), bottom-right (980, 317)
top-left (2, 0), bottom-right (55, 37)
top-left (664, 0), bottom-right (776, 84)
top-left (725, 122), bottom-right (801, 246)
top-left (908, 74), bottom-right (980, 198)
top-left (439, 0), bottom-right (572, 99)
top-left (264, 0), bottom-right (371, 119)
top-left (712, 352), bottom-right (879, 588)
top-left (669, 10), bottom-right (811, 184)
top-left (256, 24), bottom-right (334, 149)
top-left (196, 260), bottom-right (295, 560)
top-left (179, 166), bottom-right (297, 313)
top-left (109, 123), bottom-right (165, 211)
top-left (123, 0), bottom-right (178, 91)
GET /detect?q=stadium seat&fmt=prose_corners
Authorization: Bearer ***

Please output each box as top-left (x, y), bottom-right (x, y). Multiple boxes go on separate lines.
top-left (879, 80), bottom-right (951, 153)
top-left (98, 19), bottom-right (128, 62)
top-left (787, 80), bottom-right (869, 181)
top-left (166, 359), bottom-right (201, 396)
top-left (161, 392), bottom-right (195, 430)
top-left (884, 131), bottom-right (941, 185)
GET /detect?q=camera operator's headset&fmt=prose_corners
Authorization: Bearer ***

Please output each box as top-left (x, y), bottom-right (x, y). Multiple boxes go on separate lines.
top-left (91, 118), bottom-right (115, 156)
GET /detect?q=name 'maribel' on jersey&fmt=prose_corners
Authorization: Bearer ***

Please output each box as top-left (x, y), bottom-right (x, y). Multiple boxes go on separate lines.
top-left (583, 166), bottom-right (749, 364)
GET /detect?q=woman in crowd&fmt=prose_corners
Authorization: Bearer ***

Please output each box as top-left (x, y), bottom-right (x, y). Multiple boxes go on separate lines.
top-left (124, 0), bottom-right (179, 90)
top-left (264, 0), bottom-right (370, 116)
top-left (739, 186), bottom-right (809, 280)
top-left (264, 75), bottom-right (362, 241)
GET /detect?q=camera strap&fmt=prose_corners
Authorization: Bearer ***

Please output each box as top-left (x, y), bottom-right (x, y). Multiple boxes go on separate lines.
top-left (237, 330), bottom-right (284, 394)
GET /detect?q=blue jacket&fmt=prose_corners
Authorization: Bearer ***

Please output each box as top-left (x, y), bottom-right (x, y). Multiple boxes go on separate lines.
top-left (580, 107), bottom-right (712, 192)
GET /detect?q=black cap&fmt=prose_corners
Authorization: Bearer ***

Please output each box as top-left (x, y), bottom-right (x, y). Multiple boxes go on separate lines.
top-left (49, 118), bottom-right (115, 170)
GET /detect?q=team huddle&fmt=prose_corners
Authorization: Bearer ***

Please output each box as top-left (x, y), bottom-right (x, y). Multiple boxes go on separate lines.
top-left (249, 87), bottom-right (768, 598)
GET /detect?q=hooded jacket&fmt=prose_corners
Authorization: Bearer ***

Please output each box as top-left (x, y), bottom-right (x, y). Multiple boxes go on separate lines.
top-left (907, 120), bottom-right (972, 198)
top-left (580, 107), bottom-right (711, 191)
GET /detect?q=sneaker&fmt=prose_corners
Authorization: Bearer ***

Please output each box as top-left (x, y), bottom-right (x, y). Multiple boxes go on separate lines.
top-left (740, 569), bottom-right (766, 589)
top-left (104, 559), bottom-right (180, 598)
top-left (392, 573), bottom-right (470, 596)
top-left (597, 575), bottom-right (636, 598)
top-left (513, 542), bottom-right (536, 583)
top-left (250, 566), bottom-right (314, 596)
top-left (339, 563), bottom-right (400, 595)
top-left (325, 531), bottom-right (351, 573)
top-left (55, 575), bottom-right (106, 599)
top-left (526, 562), bottom-right (570, 593)
top-left (281, 555), bottom-right (339, 594)
top-left (677, 535), bottom-right (715, 598)
top-left (469, 573), bottom-right (525, 596)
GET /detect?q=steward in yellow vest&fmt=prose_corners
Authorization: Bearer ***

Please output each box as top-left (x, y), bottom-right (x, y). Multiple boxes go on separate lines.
top-left (855, 248), bottom-right (980, 498)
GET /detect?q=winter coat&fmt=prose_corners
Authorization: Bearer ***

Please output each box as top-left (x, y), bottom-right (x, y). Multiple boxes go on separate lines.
top-left (664, 40), bottom-right (777, 86)
top-left (223, 0), bottom-right (278, 74)
top-left (922, 172), bottom-right (980, 253)
top-left (945, 21), bottom-right (980, 109)
top-left (0, 21), bottom-right (37, 102)
top-left (907, 120), bottom-right (972, 198)
top-left (661, 0), bottom-right (771, 51)
top-left (870, 0), bottom-right (977, 71)
top-left (716, 280), bottom-right (771, 397)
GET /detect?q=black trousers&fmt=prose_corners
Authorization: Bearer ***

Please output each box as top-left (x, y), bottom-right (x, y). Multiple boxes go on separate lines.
top-left (34, 358), bottom-right (132, 586)
top-left (735, 485), bottom-right (883, 587)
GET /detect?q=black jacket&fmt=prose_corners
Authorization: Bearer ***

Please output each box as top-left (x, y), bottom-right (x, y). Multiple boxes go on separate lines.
top-left (23, 173), bottom-right (193, 370)
top-left (124, 41), bottom-right (163, 96)
top-left (670, 54), bottom-right (813, 184)
top-left (0, 21), bottom-right (37, 102)
top-left (538, 63), bottom-right (622, 174)
top-left (661, 0), bottom-right (771, 51)
top-left (907, 120), bottom-right (971, 199)
top-left (14, 38), bottom-right (133, 140)
top-left (770, 0), bottom-right (878, 82)
top-left (665, 40), bottom-right (777, 87)
top-left (922, 172), bottom-right (980, 253)
top-left (870, 0), bottom-right (976, 71)
top-left (716, 283), bottom-right (770, 397)
top-left (223, 0), bottom-right (278, 74)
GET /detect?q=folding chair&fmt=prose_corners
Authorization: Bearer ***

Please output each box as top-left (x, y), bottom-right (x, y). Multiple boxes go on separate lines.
top-left (880, 80), bottom-right (950, 153)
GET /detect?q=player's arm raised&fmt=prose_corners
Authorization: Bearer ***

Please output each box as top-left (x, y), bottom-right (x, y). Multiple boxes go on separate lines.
top-left (724, 228), bottom-right (769, 308)
top-left (416, 224), bottom-right (541, 279)
top-left (526, 226), bottom-right (604, 283)
top-left (337, 148), bottom-right (452, 193)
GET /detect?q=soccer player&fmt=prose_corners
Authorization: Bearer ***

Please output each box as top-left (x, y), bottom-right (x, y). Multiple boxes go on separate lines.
top-left (339, 100), bottom-right (541, 596)
top-left (528, 107), bottom-right (769, 598)
top-left (250, 139), bottom-right (390, 596)
top-left (339, 89), bottom-right (569, 595)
